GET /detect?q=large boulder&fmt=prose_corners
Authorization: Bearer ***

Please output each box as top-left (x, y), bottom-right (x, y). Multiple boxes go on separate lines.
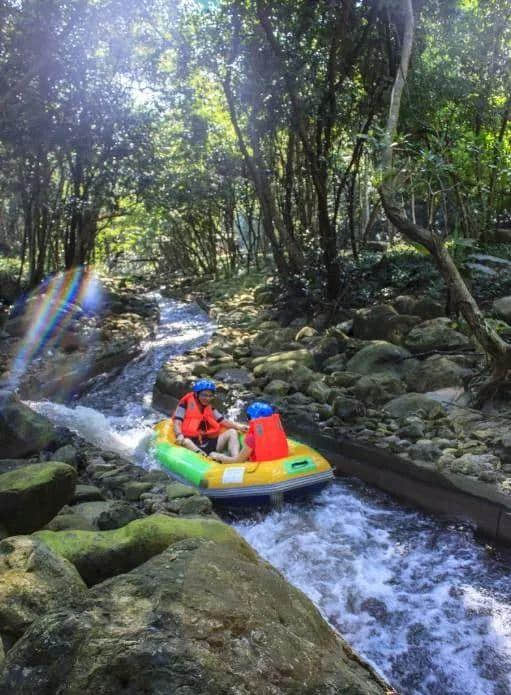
top-left (404, 355), bottom-right (473, 392)
top-left (404, 318), bottom-right (470, 353)
top-left (383, 393), bottom-right (447, 418)
top-left (352, 304), bottom-right (419, 343)
top-left (0, 539), bottom-right (389, 695)
top-left (0, 536), bottom-right (86, 650)
top-left (352, 374), bottom-right (406, 405)
top-left (34, 513), bottom-right (256, 586)
top-left (0, 462), bottom-right (77, 534)
top-left (346, 341), bottom-right (417, 380)
top-left (0, 395), bottom-right (58, 458)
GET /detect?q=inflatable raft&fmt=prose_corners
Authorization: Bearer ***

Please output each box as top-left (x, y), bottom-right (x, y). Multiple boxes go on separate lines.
top-left (153, 420), bottom-right (334, 505)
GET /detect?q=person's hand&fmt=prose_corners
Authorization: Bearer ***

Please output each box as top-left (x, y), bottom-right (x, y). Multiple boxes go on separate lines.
top-left (210, 452), bottom-right (224, 462)
top-left (176, 434), bottom-right (185, 445)
top-left (238, 424), bottom-right (249, 433)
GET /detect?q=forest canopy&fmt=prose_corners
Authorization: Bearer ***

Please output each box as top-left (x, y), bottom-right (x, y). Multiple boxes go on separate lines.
top-left (0, 0), bottom-right (509, 294)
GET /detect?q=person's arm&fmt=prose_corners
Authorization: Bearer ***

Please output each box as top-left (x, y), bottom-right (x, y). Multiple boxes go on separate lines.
top-left (221, 418), bottom-right (248, 433)
top-left (173, 406), bottom-right (203, 454)
top-left (210, 444), bottom-right (252, 463)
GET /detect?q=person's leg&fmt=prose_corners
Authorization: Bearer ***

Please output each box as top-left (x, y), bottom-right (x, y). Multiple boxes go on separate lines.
top-left (217, 429), bottom-right (240, 457)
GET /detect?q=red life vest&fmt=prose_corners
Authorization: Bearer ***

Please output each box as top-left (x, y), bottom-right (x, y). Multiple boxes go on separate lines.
top-left (248, 413), bottom-right (289, 462)
top-left (174, 392), bottom-right (221, 439)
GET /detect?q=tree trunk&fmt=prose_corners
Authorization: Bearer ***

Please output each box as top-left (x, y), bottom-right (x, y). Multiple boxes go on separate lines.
top-left (379, 0), bottom-right (511, 405)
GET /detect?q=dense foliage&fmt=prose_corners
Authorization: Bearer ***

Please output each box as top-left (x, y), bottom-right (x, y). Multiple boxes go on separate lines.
top-left (0, 0), bottom-right (509, 296)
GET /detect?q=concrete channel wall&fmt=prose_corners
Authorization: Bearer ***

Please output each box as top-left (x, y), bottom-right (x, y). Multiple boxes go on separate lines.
top-left (289, 425), bottom-right (511, 547)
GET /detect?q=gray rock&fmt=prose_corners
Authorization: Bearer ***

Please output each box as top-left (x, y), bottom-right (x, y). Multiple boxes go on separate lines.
top-left (0, 539), bottom-right (389, 694)
top-left (383, 393), bottom-right (446, 419)
top-left (413, 297), bottom-right (445, 320)
top-left (0, 462), bottom-right (76, 534)
top-left (52, 445), bottom-right (79, 468)
top-left (166, 482), bottom-right (199, 500)
top-left (72, 501), bottom-right (141, 530)
top-left (347, 341), bottom-right (416, 379)
top-left (0, 395), bottom-right (58, 458)
top-left (123, 481), bottom-right (153, 501)
top-left (0, 536), bottom-right (86, 649)
top-left (264, 379), bottom-right (291, 396)
top-left (306, 380), bottom-right (332, 404)
top-left (405, 355), bottom-right (473, 392)
top-left (404, 317), bottom-right (470, 353)
top-left (492, 296), bottom-right (511, 322)
top-left (352, 374), bottom-right (406, 405)
top-left (333, 395), bottom-right (364, 420)
top-left (71, 484), bottom-right (105, 503)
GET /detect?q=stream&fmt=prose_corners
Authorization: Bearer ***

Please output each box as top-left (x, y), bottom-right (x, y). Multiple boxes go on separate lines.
top-left (28, 294), bottom-right (511, 695)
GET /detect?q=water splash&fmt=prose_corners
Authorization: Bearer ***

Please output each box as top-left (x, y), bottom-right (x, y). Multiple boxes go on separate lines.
top-left (233, 480), bottom-right (511, 695)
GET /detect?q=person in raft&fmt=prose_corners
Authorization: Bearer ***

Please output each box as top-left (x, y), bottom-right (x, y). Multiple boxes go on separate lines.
top-left (209, 401), bottom-right (289, 463)
top-left (173, 379), bottom-right (248, 458)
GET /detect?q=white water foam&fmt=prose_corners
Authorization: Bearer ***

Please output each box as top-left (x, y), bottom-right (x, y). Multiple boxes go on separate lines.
top-left (234, 480), bottom-right (511, 695)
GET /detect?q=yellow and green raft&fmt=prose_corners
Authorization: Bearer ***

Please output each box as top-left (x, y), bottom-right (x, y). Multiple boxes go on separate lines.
top-left (153, 420), bottom-right (334, 505)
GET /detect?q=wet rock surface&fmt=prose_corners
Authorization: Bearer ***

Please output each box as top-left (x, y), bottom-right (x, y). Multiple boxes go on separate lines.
top-left (0, 538), bottom-right (389, 695)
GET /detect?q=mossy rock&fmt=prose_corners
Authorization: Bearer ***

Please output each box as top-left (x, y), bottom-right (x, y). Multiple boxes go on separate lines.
top-left (0, 462), bottom-right (77, 534)
top-left (0, 536), bottom-right (86, 648)
top-left (34, 513), bottom-right (256, 586)
top-left (0, 539), bottom-right (390, 695)
top-left (0, 395), bottom-right (58, 458)
top-left (346, 341), bottom-right (416, 379)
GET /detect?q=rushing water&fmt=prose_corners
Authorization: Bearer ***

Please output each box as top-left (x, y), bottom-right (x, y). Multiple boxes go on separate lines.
top-left (28, 295), bottom-right (511, 695)
top-left (30, 294), bottom-right (214, 463)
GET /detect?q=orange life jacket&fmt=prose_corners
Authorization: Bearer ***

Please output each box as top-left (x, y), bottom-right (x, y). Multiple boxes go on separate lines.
top-left (174, 392), bottom-right (221, 440)
top-left (248, 413), bottom-right (289, 462)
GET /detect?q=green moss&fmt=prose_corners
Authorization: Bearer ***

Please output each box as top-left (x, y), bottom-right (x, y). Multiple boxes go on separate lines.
top-left (0, 463), bottom-right (74, 493)
top-left (34, 514), bottom-right (256, 586)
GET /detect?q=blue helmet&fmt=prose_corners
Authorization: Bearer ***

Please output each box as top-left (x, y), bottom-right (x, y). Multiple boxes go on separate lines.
top-left (193, 379), bottom-right (216, 393)
top-left (246, 401), bottom-right (274, 420)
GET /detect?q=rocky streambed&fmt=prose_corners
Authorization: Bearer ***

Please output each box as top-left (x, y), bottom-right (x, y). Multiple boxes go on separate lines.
top-left (2, 272), bottom-right (511, 693)
top-left (0, 280), bottom-right (389, 694)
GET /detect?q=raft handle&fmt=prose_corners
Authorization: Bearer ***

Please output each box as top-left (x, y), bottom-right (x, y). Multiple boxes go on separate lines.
top-left (290, 460), bottom-right (309, 469)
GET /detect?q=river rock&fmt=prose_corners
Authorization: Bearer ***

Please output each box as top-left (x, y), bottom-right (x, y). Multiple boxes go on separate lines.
top-left (34, 513), bottom-right (255, 586)
top-left (352, 374), bottom-right (406, 405)
top-left (0, 395), bottom-right (58, 458)
top-left (168, 494), bottom-right (213, 515)
top-left (0, 538), bottom-right (389, 695)
top-left (352, 304), bottom-right (419, 343)
top-left (0, 536), bottom-right (86, 650)
top-left (306, 379), bottom-right (332, 404)
top-left (404, 318), bottom-right (470, 353)
top-left (412, 297), bottom-right (445, 320)
top-left (310, 335), bottom-right (341, 368)
top-left (333, 395), bottom-right (364, 419)
top-left (492, 296), bottom-right (511, 322)
top-left (44, 511), bottom-right (95, 531)
top-left (71, 484), bottom-right (105, 503)
top-left (72, 501), bottom-right (141, 530)
top-left (346, 341), bottom-right (417, 380)
top-left (383, 393), bottom-right (446, 418)
top-left (166, 482), bottom-right (199, 499)
top-left (404, 355), bottom-right (473, 392)
top-left (264, 379), bottom-right (291, 396)
top-left (52, 444), bottom-right (79, 468)
top-left (0, 462), bottom-right (77, 534)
